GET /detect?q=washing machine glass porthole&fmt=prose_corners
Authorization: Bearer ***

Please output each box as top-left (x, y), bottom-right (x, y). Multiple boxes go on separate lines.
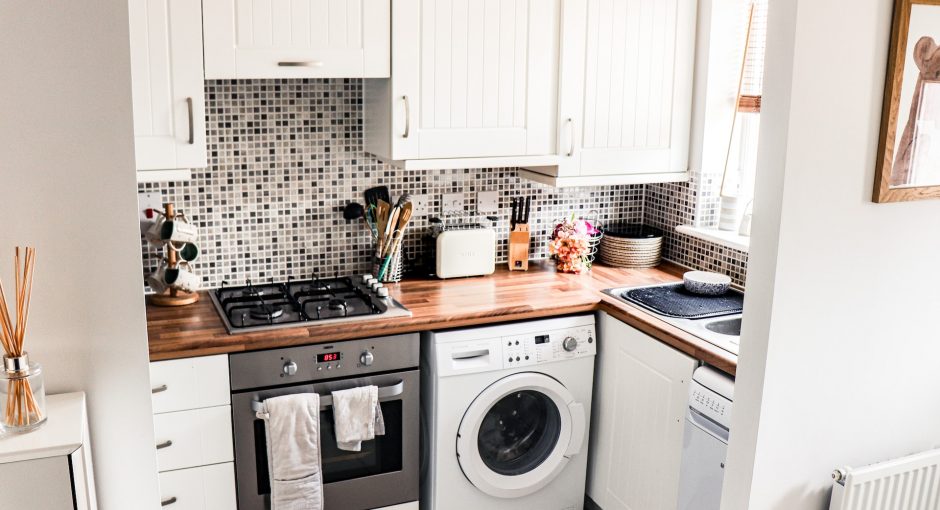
top-left (476, 390), bottom-right (562, 476)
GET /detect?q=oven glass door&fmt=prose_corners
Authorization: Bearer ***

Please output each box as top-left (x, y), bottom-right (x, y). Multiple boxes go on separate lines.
top-left (233, 370), bottom-right (419, 510)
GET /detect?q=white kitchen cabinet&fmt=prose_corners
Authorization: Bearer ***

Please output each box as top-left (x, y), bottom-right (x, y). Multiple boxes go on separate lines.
top-left (364, 0), bottom-right (562, 168)
top-left (128, 0), bottom-right (206, 178)
top-left (587, 313), bottom-right (697, 510)
top-left (150, 355), bottom-right (235, 506)
top-left (203, 0), bottom-right (390, 79)
top-left (159, 463), bottom-right (237, 510)
top-left (520, 0), bottom-right (697, 187)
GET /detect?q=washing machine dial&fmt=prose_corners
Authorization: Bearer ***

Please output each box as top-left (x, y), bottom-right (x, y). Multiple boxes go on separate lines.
top-left (562, 336), bottom-right (578, 352)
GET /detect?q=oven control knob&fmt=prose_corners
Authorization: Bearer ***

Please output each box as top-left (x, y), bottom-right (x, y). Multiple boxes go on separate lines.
top-left (362, 274), bottom-right (374, 283)
top-left (562, 336), bottom-right (578, 352)
top-left (282, 360), bottom-right (298, 376)
top-left (360, 351), bottom-right (375, 367)
top-left (376, 287), bottom-right (390, 298)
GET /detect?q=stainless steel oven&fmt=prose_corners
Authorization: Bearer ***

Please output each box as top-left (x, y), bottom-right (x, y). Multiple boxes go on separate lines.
top-left (230, 334), bottom-right (419, 510)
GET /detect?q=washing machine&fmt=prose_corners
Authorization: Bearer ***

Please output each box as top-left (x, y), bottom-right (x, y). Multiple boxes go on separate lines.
top-left (421, 315), bottom-right (596, 510)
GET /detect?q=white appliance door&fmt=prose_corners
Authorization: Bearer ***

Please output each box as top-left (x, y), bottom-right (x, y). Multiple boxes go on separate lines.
top-left (677, 410), bottom-right (728, 510)
top-left (456, 372), bottom-right (586, 499)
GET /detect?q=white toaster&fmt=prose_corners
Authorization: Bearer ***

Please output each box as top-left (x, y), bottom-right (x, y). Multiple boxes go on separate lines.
top-left (435, 228), bottom-right (496, 279)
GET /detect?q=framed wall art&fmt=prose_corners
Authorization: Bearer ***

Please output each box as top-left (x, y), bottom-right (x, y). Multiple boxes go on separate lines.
top-left (874, 0), bottom-right (940, 203)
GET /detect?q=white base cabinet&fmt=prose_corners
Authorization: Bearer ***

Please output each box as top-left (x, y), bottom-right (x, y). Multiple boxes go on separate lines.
top-left (159, 463), bottom-right (237, 510)
top-left (128, 0), bottom-right (207, 177)
top-left (588, 313), bottom-right (697, 510)
top-left (150, 354), bottom-right (235, 509)
top-left (202, 0), bottom-right (390, 79)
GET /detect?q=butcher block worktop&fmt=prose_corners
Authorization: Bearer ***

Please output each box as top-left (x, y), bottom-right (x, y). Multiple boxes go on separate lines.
top-left (146, 261), bottom-right (738, 375)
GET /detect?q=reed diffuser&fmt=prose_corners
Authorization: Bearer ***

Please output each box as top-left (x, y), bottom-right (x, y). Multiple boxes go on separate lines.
top-left (0, 247), bottom-right (46, 433)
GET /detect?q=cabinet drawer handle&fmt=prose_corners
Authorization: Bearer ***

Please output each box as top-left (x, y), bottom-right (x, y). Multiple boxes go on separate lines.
top-left (161, 497), bottom-right (177, 506)
top-left (151, 384), bottom-right (168, 394)
top-left (278, 61), bottom-right (324, 68)
top-left (401, 95), bottom-right (411, 139)
top-left (186, 97), bottom-right (194, 145)
top-left (566, 118), bottom-right (574, 157)
top-left (156, 440), bottom-right (173, 450)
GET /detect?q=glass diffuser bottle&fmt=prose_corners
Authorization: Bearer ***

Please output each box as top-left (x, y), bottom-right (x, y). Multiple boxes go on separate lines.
top-left (0, 352), bottom-right (46, 433)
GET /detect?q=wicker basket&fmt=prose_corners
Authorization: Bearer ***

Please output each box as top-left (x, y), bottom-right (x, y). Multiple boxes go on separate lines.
top-left (598, 224), bottom-right (663, 268)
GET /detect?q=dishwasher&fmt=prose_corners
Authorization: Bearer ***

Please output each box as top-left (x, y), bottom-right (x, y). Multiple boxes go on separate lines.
top-left (676, 365), bottom-right (734, 510)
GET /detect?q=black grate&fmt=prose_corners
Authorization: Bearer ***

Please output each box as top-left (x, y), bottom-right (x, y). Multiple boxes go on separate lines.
top-left (622, 283), bottom-right (744, 319)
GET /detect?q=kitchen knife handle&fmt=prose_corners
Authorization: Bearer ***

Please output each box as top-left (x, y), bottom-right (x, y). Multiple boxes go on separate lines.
top-left (523, 197), bottom-right (531, 224)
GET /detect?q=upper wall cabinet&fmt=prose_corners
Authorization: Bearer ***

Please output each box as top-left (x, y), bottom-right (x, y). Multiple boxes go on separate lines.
top-left (521, 0), bottom-right (697, 187)
top-left (364, 0), bottom-right (562, 169)
top-left (203, 0), bottom-right (391, 79)
top-left (129, 0), bottom-right (207, 179)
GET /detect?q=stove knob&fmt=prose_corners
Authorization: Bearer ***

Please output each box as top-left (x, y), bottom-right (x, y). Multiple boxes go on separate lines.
top-left (362, 274), bottom-right (374, 283)
top-left (376, 287), bottom-right (390, 298)
top-left (371, 282), bottom-right (384, 293)
top-left (562, 336), bottom-right (578, 352)
top-left (282, 360), bottom-right (298, 376)
top-left (360, 351), bottom-right (375, 367)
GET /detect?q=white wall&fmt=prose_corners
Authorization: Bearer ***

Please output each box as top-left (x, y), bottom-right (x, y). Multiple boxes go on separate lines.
top-left (0, 1), bottom-right (161, 508)
top-left (723, 0), bottom-right (940, 508)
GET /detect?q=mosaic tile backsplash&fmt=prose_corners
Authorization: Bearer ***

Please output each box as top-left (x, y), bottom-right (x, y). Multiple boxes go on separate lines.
top-left (139, 79), bottom-right (646, 289)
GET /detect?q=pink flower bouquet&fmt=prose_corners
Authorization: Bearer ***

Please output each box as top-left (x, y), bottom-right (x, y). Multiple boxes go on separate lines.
top-left (549, 216), bottom-right (601, 274)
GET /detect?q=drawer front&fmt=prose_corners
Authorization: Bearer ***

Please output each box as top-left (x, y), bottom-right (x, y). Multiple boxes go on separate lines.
top-left (150, 355), bottom-right (230, 414)
top-left (159, 463), bottom-right (236, 510)
top-left (154, 406), bottom-right (233, 472)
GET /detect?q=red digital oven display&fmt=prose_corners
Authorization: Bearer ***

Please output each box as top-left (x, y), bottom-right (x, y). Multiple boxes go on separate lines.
top-left (317, 352), bottom-right (341, 363)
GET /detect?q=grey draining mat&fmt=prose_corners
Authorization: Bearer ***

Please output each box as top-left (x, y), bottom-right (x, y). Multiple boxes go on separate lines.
top-left (622, 284), bottom-right (744, 319)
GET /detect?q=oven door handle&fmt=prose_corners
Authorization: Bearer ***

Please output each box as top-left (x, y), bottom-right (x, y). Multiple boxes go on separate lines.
top-left (251, 380), bottom-right (405, 419)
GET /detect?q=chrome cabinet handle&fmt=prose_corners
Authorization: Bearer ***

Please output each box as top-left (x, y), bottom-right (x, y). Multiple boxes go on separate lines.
top-left (278, 61), bottom-right (324, 67)
top-left (156, 440), bottom-right (173, 450)
top-left (566, 118), bottom-right (574, 157)
top-left (151, 384), bottom-right (168, 394)
top-left (186, 97), bottom-right (194, 145)
top-left (161, 497), bottom-right (177, 506)
top-left (401, 96), bottom-right (411, 139)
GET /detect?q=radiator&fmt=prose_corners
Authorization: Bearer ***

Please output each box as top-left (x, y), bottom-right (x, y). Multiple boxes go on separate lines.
top-left (829, 448), bottom-right (940, 510)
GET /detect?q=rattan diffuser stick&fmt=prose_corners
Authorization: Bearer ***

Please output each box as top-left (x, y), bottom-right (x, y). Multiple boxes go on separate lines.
top-left (0, 247), bottom-right (42, 427)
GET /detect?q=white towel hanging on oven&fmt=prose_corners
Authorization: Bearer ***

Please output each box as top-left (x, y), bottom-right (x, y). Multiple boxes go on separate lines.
top-left (331, 385), bottom-right (385, 452)
top-left (263, 393), bottom-right (323, 510)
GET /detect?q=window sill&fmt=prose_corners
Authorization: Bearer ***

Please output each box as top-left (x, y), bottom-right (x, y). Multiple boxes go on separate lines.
top-left (676, 225), bottom-right (751, 253)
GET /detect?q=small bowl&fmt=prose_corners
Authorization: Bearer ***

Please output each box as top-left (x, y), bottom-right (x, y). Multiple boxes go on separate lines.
top-left (683, 271), bottom-right (732, 296)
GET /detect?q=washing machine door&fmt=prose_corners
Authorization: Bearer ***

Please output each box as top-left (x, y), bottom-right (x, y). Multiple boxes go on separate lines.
top-left (456, 372), bottom-right (586, 499)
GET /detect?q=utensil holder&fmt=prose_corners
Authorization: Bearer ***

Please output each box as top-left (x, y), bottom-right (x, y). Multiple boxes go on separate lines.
top-left (374, 243), bottom-right (404, 283)
top-left (0, 353), bottom-right (46, 433)
top-left (508, 224), bottom-right (531, 271)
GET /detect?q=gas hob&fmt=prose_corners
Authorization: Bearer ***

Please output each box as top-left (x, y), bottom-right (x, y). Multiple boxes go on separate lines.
top-left (210, 274), bottom-right (412, 334)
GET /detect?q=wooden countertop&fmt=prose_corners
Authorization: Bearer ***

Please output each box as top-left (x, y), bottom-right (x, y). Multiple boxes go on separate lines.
top-left (146, 261), bottom-right (737, 375)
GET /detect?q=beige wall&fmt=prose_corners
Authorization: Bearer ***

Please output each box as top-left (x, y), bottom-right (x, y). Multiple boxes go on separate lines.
top-left (723, 0), bottom-right (940, 508)
top-left (0, 1), bottom-right (160, 508)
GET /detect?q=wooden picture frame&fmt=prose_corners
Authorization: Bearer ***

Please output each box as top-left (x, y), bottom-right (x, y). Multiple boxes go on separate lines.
top-left (874, 0), bottom-right (940, 203)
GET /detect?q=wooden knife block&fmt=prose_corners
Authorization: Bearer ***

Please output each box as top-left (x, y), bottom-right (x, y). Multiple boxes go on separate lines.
top-left (508, 224), bottom-right (530, 271)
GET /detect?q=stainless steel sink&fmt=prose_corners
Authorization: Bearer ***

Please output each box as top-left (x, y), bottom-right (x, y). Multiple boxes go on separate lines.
top-left (704, 317), bottom-right (742, 336)
top-left (603, 284), bottom-right (743, 355)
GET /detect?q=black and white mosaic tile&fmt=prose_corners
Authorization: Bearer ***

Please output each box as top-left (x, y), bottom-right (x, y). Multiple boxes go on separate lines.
top-left (139, 79), bottom-right (646, 289)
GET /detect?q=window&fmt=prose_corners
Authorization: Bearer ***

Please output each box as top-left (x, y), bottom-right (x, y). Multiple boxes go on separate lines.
top-left (721, 0), bottom-right (769, 218)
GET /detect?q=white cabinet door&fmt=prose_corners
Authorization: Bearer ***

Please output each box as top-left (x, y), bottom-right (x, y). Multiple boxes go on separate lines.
top-left (159, 463), bottom-right (237, 510)
top-left (153, 406), bottom-right (234, 472)
top-left (128, 0), bottom-right (207, 172)
top-left (150, 354), bottom-right (231, 414)
top-left (372, 0), bottom-right (560, 161)
top-left (587, 312), bottom-right (697, 510)
top-left (557, 0), bottom-right (696, 180)
top-left (203, 0), bottom-right (390, 79)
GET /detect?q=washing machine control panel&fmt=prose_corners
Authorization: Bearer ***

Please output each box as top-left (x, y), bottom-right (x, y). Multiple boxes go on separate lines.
top-left (502, 325), bottom-right (596, 368)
